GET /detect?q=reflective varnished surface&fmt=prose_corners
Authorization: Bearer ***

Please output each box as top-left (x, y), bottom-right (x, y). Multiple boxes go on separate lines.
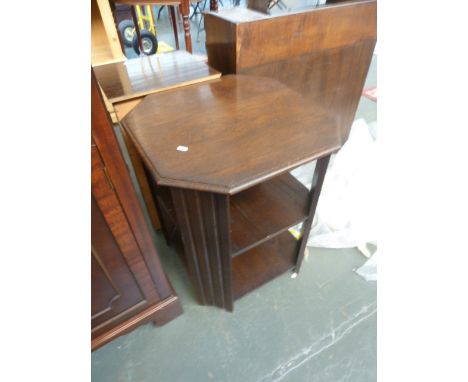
top-left (91, 69), bottom-right (182, 351)
top-left (93, 51), bottom-right (221, 103)
top-left (121, 74), bottom-right (340, 194)
top-left (205, 0), bottom-right (376, 145)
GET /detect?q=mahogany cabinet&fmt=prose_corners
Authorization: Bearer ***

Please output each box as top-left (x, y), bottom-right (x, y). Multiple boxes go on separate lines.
top-left (91, 69), bottom-right (182, 351)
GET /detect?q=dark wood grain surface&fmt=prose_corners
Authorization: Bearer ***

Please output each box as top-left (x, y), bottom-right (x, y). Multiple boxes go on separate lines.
top-left (171, 188), bottom-right (233, 311)
top-left (91, 193), bottom-right (144, 326)
top-left (120, 127), bottom-right (161, 231)
top-left (153, 172), bottom-right (309, 257)
top-left (230, 173), bottom-right (309, 256)
top-left (92, 70), bottom-right (172, 298)
top-left (92, 69), bottom-right (182, 350)
top-left (93, 51), bottom-right (221, 103)
top-left (117, 0), bottom-right (375, 310)
top-left (122, 74), bottom-right (340, 194)
top-left (205, 0), bottom-right (376, 144)
top-left (232, 231), bottom-right (299, 300)
top-left (94, 52), bottom-right (220, 235)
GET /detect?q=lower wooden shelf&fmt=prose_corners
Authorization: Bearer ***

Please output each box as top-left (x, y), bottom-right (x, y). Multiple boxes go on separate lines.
top-left (147, 168), bottom-right (318, 309)
top-left (154, 187), bottom-right (178, 240)
top-left (230, 173), bottom-right (309, 256)
top-left (232, 230), bottom-right (300, 300)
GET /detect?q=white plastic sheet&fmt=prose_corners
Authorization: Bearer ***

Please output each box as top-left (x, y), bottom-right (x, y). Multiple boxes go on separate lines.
top-left (291, 118), bottom-right (378, 249)
top-left (356, 252), bottom-right (377, 282)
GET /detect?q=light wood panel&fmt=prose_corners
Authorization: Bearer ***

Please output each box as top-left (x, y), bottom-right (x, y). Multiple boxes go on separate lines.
top-left (92, 0), bottom-right (125, 66)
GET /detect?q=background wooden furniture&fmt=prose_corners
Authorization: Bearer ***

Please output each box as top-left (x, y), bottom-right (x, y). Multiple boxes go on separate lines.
top-left (112, 0), bottom-right (192, 53)
top-left (113, 0), bottom-right (219, 53)
top-left (94, 51), bottom-right (221, 234)
top-left (92, 69), bottom-right (182, 350)
top-left (92, 0), bottom-right (126, 66)
top-left (117, 0), bottom-right (376, 312)
top-left (112, 1), bottom-right (182, 52)
top-left (94, 50), bottom-right (221, 120)
top-left (205, 0), bottom-right (377, 145)
top-left (121, 75), bottom-right (340, 311)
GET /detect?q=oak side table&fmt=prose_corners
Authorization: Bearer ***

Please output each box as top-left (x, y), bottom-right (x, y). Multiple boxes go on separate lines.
top-left (121, 74), bottom-right (341, 311)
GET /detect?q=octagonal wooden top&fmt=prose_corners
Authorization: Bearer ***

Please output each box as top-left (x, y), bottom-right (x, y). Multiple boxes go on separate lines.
top-left (121, 74), bottom-right (341, 195)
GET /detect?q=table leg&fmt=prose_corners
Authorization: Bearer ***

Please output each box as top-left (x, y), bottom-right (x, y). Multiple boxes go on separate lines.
top-left (120, 127), bottom-right (162, 232)
top-left (171, 188), bottom-right (233, 311)
top-left (180, 0), bottom-right (193, 53)
top-left (130, 5), bottom-right (143, 54)
top-left (169, 6), bottom-right (180, 50)
top-left (295, 154), bottom-right (331, 273)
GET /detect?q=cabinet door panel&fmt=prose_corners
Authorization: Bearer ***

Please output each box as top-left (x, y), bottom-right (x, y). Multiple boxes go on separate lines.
top-left (91, 251), bottom-right (119, 320)
top-left (91, 196), bottom-right (144, 327)
top-left (91, 69), bottom-right (182, 350)
top-left (91, 144), bottom-right (160, 303)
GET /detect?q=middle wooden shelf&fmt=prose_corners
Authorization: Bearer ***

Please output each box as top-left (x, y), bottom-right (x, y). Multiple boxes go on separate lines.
top-left (151, 171), bottom-right (310, 259)
top-left (230, 172), bottom-right (309, 257)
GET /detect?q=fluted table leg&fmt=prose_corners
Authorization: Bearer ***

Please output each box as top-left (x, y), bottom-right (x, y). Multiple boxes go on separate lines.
top-left (171, 188), bottom-right (233, 311)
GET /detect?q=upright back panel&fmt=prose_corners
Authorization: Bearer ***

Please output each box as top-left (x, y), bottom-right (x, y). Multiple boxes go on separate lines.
top-left (205, 0), bottom-right (377, 144)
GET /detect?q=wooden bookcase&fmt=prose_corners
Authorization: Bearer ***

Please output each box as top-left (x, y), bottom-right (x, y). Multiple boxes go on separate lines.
top-left (120, 1), bottom-right (376, 312)
top-left (121, 75), bottom-right (336, 311)
top-left (150, 171), bottom-right (320, 301)
top-left (92, 0), bottom-right (126, 66)
top-left (228, 173), bottom-right (309, 300)
top-left (143, 153), bottom-right (331, 310)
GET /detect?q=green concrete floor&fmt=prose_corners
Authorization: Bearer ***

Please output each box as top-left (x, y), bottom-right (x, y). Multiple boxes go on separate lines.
top-left (95, 15), bottom-right (377, 379)
top-left (92, 234), bottom-right (376, 382)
